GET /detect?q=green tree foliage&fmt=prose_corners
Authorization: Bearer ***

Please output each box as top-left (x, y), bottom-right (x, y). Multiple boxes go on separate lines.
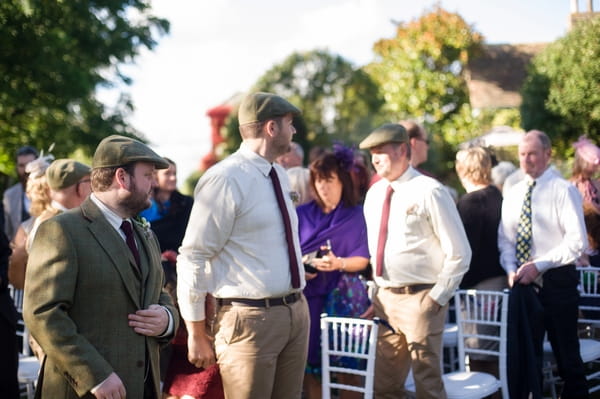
top-left (365, 6), bottom-right (484, 148)
top-left (0, 0), bottom-right (169, 179)
top-left (221, 50), bottom-right (384, 157)
top-left (521, 17), bottom-right (600, 153)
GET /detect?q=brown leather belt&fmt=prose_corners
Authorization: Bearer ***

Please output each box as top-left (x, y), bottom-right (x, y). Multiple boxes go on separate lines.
top-left (217, 292), bottom-right (301, 307)
top-left (386, 284), bottom-right (434, 295)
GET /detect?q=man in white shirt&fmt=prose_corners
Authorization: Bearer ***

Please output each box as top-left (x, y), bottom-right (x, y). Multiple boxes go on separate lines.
top-left (498, 130), bottom-right (589, 398)
top-left (177, 92), bottom-right (309, 399)
top-left (359, 123), bottom-right (471, 399)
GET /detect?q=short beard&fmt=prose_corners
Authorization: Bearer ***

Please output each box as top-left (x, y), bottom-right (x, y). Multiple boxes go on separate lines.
top-left (120, 178), bottom-right (151, 217)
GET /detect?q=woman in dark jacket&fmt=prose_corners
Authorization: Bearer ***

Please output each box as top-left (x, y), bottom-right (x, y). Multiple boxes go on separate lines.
top-left (454, 147), bottom-right (507, 397)
top-left (140, 157), bottom-right (193, 254)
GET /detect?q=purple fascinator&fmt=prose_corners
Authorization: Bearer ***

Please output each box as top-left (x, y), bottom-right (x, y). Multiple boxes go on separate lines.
top-left (573, 136), bottom-right (600, 165)
top-left (332, 142), bottom-right (355, 172)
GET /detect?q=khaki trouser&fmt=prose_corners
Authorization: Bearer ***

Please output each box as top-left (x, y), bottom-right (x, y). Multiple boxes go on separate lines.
top-left (214, 295), bottom-right (310, 399)
top-left (373, 287), bottom-right (448, 399)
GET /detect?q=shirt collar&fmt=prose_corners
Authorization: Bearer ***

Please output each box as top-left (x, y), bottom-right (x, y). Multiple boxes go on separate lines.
top-left (388, 166), bottom-right (419, 190)
top-left (239, 142), bottom-right (274, 177)
top-left (524, 166), bottom-right (556, 186)
top-left (90, 193), bottom-right (129, 232)
top-left (50, 200), bottom-right (69, 212)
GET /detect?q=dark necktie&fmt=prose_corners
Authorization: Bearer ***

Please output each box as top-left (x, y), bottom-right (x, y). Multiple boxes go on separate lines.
top-left (376, 185), bottom-right (394, 277)
top-left (269, 167), bottom-right (300, 288)
top-left (120, 220), bottom-right (141, 268)
top-left (516, 180), bottom-right (536, 265)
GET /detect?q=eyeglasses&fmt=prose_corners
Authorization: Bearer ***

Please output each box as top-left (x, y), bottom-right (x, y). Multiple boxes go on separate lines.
top-left (417, 137), bottom-right (430, 145)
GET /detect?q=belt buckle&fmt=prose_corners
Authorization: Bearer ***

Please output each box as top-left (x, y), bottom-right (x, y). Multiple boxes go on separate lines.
top-left (282, 294), bottom-right (290, 305)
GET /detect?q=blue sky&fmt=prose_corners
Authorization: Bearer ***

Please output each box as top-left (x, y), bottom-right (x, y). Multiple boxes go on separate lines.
top-left (110, 0), bottom-right (590, 183)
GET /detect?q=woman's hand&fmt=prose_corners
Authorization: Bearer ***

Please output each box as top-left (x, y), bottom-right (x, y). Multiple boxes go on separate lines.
top-left (312, 249), bottom-right (344, 271)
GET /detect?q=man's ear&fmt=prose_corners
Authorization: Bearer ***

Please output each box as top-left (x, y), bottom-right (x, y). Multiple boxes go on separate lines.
top-left (115, 167), bottom-right (130, 189)
top-left (264, 119), bottom-right (278, 138)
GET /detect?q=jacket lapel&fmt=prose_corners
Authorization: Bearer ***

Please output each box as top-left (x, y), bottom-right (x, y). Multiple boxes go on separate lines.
top-left (133, 219), bottom-right (161, 308)
top-left (80, 199), bottom-right (142, 308)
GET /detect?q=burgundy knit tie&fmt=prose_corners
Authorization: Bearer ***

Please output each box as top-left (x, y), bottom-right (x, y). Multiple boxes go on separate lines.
top-left (269, 167), bottom-right (300, 288)
top-left (120, 220), bottom-right (141, 268)
top-left (376, 185), bottom-right (394, 277)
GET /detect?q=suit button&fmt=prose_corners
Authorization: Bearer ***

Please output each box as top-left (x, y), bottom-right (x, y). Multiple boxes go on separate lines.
top-left (137, 360), bottom-right (144, 368)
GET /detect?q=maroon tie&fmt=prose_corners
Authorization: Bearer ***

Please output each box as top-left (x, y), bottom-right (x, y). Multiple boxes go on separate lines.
top-left (269, 167), bottom-right (301, 288)
top-left (376, 185), bottom-right (394, 277)
top-left (120, 220), bottom-right (141, 268)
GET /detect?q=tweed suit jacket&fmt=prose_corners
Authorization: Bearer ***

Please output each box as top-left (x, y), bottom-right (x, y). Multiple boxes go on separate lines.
top-left (23, 197), bottom-right (178, 398)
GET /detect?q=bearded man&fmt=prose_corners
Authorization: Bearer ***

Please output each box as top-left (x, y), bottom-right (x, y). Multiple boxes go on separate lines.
top-left (24, 135), bottom-right (178, 399)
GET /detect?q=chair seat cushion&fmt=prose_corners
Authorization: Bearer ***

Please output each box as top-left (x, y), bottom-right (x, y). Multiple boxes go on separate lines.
top-left (443, 371), bottom-right (501, 399)
top-left (404, 371), bottom-right (500, 399)
top-left (543, 338), bottom-right (600, 363)
top-left (18, 356), bottom-right (40, 381)
top-left (443, 323), bottom-right (458, 346)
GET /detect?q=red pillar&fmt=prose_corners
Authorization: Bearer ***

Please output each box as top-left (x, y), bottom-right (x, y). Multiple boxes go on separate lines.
top-left (200, 104), bottom-right (232, 171)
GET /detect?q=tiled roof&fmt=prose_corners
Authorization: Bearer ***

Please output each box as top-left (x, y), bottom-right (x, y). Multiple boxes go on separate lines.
top-left (466, 43), bottom-right (547, 109)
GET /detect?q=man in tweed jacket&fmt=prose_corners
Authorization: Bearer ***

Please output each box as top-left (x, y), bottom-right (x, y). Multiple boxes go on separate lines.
top-left (24, 135), bottom-right (178, 399)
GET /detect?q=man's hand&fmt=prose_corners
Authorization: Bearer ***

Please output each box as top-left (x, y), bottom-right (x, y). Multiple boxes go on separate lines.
top-left (514, 261), bottom-right (540, 285)
top-left (91, 372), bottom-right (125, 399)
top-left (128, 304), bottom-right (169, 336)
top-left (186, 320), bottom-right (216, 369)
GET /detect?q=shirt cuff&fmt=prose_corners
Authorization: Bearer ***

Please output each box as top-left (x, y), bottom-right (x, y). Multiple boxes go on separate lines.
top-left (503, 262), bottom-right (518, 275)
top-left (158, 306), bottom-right (174, 338)
top-left (534, 260), bottom-right (552, 274)
top-left (91, 377), bottom-right (107, 395)
top-left (429, 284), bottom-right (451, 307)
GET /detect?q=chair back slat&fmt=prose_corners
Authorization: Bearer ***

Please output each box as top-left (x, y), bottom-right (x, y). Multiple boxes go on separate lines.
top-left (455, 289), bottom-right (509, 399)
top-left (577, 267), bottom-right (600, 328)
top-left (321, 314), bottom-right (379, 399)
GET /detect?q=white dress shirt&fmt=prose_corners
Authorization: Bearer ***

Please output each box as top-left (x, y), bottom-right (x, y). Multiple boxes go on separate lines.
top-left (177, 144), bottom-right (305, 321)
top-left (498, 167), bottom-right (587, 274)
top-left (363, 166), bottom-right (471, 306)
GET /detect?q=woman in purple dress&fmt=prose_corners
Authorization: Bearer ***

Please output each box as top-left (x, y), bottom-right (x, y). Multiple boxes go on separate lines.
top-left (297, 145), bottom-right (370, 399)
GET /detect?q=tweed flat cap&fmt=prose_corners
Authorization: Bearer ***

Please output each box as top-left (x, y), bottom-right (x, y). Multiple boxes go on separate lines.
top-left (359, 123), bottom-right (409, 150)
top-left (93, 135), bottom-right (169, 169)
top-left (238, 92), bottom-right (301, 125)
top-left (46, 159), bottom-right (91, 190)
